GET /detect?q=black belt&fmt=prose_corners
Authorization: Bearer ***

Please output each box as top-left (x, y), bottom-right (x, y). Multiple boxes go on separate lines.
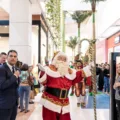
top-left (45, 87), bottom-right (69, 99)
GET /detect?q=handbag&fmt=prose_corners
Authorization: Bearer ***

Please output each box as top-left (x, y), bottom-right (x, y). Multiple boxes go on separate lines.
top-left (27, 73), bottom-right (34, 86)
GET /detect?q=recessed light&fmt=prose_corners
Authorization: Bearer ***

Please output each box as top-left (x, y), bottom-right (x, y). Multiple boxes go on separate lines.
top-left (5, 26), bottom-right (7, 28)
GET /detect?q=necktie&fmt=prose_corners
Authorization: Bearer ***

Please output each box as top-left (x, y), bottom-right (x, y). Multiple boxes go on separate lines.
top-left (12, 67), bottom-right (18, 84)
top-left (12, 66), bottom-right (15, 73)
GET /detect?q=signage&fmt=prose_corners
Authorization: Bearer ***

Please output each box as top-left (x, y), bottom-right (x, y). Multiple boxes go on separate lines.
top-left (114, 35), bottom-right (120, 44)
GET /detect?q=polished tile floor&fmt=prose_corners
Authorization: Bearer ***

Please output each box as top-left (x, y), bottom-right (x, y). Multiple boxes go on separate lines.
top-left (17, 91), bottom-right (110, 120)
top-left (85, 93), bottom-right (110, 109)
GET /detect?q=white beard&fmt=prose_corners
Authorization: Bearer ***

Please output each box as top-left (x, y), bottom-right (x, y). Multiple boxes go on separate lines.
top-left (55, 60), bottom-right (69, 77)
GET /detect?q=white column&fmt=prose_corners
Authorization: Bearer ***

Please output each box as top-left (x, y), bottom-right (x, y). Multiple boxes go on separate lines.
top-left (9, 0), bottom-right (32, 65)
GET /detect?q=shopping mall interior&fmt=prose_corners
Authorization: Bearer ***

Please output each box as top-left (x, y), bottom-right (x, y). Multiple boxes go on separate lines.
top-left (0, 0), bottom-right (120, 120)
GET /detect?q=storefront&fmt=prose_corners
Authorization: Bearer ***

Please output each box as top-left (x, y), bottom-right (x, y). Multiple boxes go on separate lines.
top-left (96, 40), bottom-right (107, 64)
top-left (96, 31), bottom-right (120, 64)
top-left (107, 31), bottom-right (120, 63)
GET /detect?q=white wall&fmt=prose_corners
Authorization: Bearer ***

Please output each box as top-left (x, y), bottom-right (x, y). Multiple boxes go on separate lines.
top-left (41, 28), bottom-right (46, 65)
top-left (0, 37), bottom-right (9, 53)
top-left (32, 26), bottom-right (38, 66)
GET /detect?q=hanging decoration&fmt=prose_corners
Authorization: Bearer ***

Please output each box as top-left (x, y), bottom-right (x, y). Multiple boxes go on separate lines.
top-left (45, 0), bottom-right (61, 49)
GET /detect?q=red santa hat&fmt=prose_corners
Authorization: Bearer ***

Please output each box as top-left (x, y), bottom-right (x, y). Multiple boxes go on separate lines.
top-left (51, 51), bottom-right (69, 65)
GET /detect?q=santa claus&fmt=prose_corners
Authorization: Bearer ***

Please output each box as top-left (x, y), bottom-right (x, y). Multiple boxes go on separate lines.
top-left (38, 51), bottom-right (84, 120)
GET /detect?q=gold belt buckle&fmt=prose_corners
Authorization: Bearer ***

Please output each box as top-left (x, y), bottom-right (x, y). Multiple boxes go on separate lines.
top-left (59, 89), bottom-right (67, 99)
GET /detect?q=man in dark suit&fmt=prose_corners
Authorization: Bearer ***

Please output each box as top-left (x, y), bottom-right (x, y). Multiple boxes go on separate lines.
top-left (0, 50), bottom-right (20, 120)
top-left (0, 52), bottom-right (7, 65)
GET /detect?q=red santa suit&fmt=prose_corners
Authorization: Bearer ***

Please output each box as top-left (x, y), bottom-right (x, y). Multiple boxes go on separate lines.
top-left (38, 52), bottom-right (84, 120)
top-left (86, 76), bottom-right (92, 86)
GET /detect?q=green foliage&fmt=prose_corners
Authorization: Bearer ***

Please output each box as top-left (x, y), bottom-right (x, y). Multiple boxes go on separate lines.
top-left (67, 36), bottom-right (78, 50)
top-left (45, 0), bottom-right (61, 48)
top-left (71, 11), bottom-right (92, 24)
top-left (83, 0), bottom-right (106, 3)
top-left (83, 0), bottom-right (106, 12)
top-left (83, 55), bottom-right (89, 63)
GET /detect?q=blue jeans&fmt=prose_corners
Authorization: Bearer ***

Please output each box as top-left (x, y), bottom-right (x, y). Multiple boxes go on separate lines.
top-left (19, 86), bottom-right (30, 111)
top-left (104, 77), bottom-right (110, 93)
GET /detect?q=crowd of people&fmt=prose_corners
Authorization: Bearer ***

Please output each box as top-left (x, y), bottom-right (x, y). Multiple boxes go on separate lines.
top-left (0, 50), bottom-right (120, 120)
top-left (96, 63), bottom-right (110, 94)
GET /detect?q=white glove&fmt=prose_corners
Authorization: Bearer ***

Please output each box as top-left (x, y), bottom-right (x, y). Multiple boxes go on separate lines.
top-left (37, 63), bottom-right (45, 71)
top-left (89, 61), bottom-right (94, 67)
top-left (83, 66), bottom-right (91, 77)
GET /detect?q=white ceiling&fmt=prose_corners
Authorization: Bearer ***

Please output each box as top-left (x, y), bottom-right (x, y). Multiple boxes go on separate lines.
top-left (62, 0), bottom-right (120, 40)
top-left (0, 0), bottom-right (120, 41)
top-left (0, 0), bottom-right (43, 15)
top-left (62, 0), bottom-right (91, 11)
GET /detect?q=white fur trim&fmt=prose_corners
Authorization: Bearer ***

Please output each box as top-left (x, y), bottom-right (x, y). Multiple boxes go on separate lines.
top-left (38, 71), bottom-right (47, 83)
top-left (40, 97), bottom-right (61, 113)
top-left (52, 52), bottom-right (69, 65)
top-left (44, 66), bottom-right (76, 80)
top-left (65, 69), bottom-right (76, 80)
top-left (40, 97), bottom-right (70, 114)
top-left (45, 66), bottom-right (61, 78)
top-left (62, 104), bottom-right (70, 114)
top-left (83, 66), bottom-right (91, 77)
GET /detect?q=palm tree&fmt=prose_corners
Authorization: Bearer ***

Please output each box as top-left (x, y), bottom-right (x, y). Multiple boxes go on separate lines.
top-left (83, 0), bottom-right (106, 93)
top-left (67, 36), bottom-right (78, 60)
top-left (83, 0), bottom-right (106, 61)
top-left (61, 11), bottom-right (67, 52)
top-left (71, 11), bottom-right (92, 53)
top-left (83, 2), bottom-right (106, 120)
